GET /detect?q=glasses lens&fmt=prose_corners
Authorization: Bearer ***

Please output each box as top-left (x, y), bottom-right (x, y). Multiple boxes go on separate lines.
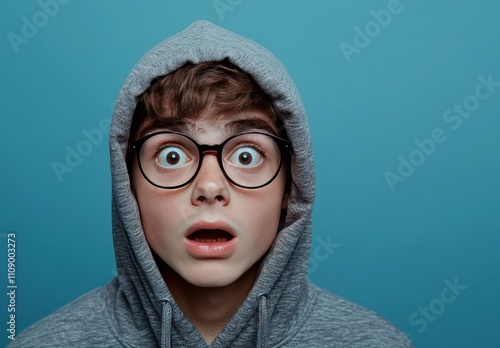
top-left (222, 133), bottom-right (282, 188)
top-left (139, 133), bottom-right (199, 188)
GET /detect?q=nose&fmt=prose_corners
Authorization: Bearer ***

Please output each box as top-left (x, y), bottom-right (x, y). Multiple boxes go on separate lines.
top-left (191, 152), bottom-right (230, 206)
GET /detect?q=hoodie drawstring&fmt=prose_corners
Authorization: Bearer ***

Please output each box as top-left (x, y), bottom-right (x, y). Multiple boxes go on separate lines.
top-left (256, 294), bottom-right (269, 348)
top-left (159, 298), bottom-right (173, 348)
top-left (159, 295), bottom-right (268, 347)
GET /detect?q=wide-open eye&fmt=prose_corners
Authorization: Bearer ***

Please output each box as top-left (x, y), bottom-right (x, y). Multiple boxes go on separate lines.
top-left (156, 146), bottom-right (190, 168)
top-left (229, 147), bottom-right (263, 168)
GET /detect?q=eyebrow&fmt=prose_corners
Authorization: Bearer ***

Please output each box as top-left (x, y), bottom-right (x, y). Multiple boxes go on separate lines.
top-left (138, 118), bottom-right (193, 139)
top-left (224, 118), bottom-right (279, 136)
top-left (137, 116), bottom-right (279, 140)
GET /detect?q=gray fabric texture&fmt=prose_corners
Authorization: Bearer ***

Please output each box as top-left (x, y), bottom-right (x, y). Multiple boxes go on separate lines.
top-left (10, 20), bottom-right (414, 348)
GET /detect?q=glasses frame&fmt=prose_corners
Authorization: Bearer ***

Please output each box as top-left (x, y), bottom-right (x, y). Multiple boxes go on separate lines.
top-left (131, 130), bottom-right (290, 189)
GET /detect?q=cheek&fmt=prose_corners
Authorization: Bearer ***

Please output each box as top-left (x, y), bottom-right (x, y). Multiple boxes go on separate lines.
top-left (242, 196), bottom-right (282, 257)
top-left (132, 171), bottom-right (183, 244)
top-left (134, 188), bottom-right (165, 245)
top-left (242, 172), bottom-right (287, 240)
top-left (134, 191), bottom-right (191, 265)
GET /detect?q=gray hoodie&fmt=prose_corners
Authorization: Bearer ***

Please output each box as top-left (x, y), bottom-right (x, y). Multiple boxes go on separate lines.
top-left (10, 21), bottom-right (413, 348)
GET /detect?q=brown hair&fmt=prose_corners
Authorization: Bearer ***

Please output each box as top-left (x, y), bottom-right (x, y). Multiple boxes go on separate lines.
top-left (127, 59), bottom-right (291, 197)
top-left (129, 59), bottom-right (286, 142)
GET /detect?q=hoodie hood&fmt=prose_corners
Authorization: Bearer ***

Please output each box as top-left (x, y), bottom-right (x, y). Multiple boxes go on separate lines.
top-left (110, 20), bottom-right (315, 347)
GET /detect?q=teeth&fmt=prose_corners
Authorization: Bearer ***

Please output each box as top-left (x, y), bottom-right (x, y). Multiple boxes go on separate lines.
top-left (194, 237), bottom-right (228, 243)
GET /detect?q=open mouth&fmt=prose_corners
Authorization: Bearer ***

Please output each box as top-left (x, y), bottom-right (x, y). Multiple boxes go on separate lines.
top-left (187, 229), bottom-right (234, 243)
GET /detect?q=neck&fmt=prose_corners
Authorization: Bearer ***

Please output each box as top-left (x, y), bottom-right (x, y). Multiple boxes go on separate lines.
top-left (158, 261), bottom-right (258, 345)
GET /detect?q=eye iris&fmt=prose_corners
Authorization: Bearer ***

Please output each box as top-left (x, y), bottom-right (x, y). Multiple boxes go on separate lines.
top-left (239, 152), bottom-right (252, 165)
top-left (166, 151), bottom-right (180, 165)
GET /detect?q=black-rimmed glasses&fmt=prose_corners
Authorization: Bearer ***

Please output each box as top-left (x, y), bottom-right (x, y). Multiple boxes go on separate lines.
top-left (131, 131), bottom-right (290, 189)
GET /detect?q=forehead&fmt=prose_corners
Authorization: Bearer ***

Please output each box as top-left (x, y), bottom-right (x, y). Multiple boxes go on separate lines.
top-left (135, 111), bottom-right (281, 140)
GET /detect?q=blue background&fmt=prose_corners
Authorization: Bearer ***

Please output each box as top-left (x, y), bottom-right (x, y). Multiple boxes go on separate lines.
top-left (1, 1), bottom-right (499, 347)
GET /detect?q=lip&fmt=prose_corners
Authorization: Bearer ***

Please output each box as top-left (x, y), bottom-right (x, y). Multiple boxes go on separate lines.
top-left (184, 221), bottom-right (237, 259)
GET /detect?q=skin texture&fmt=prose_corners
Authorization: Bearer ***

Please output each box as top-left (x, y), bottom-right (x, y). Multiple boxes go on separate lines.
top-left (131, 111), bottom-right (288, 344)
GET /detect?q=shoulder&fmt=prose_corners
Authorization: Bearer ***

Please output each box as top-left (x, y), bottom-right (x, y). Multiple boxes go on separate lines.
top-left (8, 281), bottom-right (121, 348)
top-left (289, 283), bottom-right (413, 347)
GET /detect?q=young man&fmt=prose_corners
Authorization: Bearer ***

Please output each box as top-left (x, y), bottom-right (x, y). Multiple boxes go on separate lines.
top-left (11, 21), bottom-right (413, 347)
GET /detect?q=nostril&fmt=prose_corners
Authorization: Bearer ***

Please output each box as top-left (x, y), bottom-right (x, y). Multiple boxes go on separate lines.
top-left (197, 195), bottom-right (207, 202)
top-left (215, 195), bottom-right (224, 202)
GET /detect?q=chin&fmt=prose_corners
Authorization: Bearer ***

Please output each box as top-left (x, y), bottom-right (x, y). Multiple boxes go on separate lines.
top-left (157, 253), bottom-right (259, 290)
top-left (181, 266), bottom-right (245, 288)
